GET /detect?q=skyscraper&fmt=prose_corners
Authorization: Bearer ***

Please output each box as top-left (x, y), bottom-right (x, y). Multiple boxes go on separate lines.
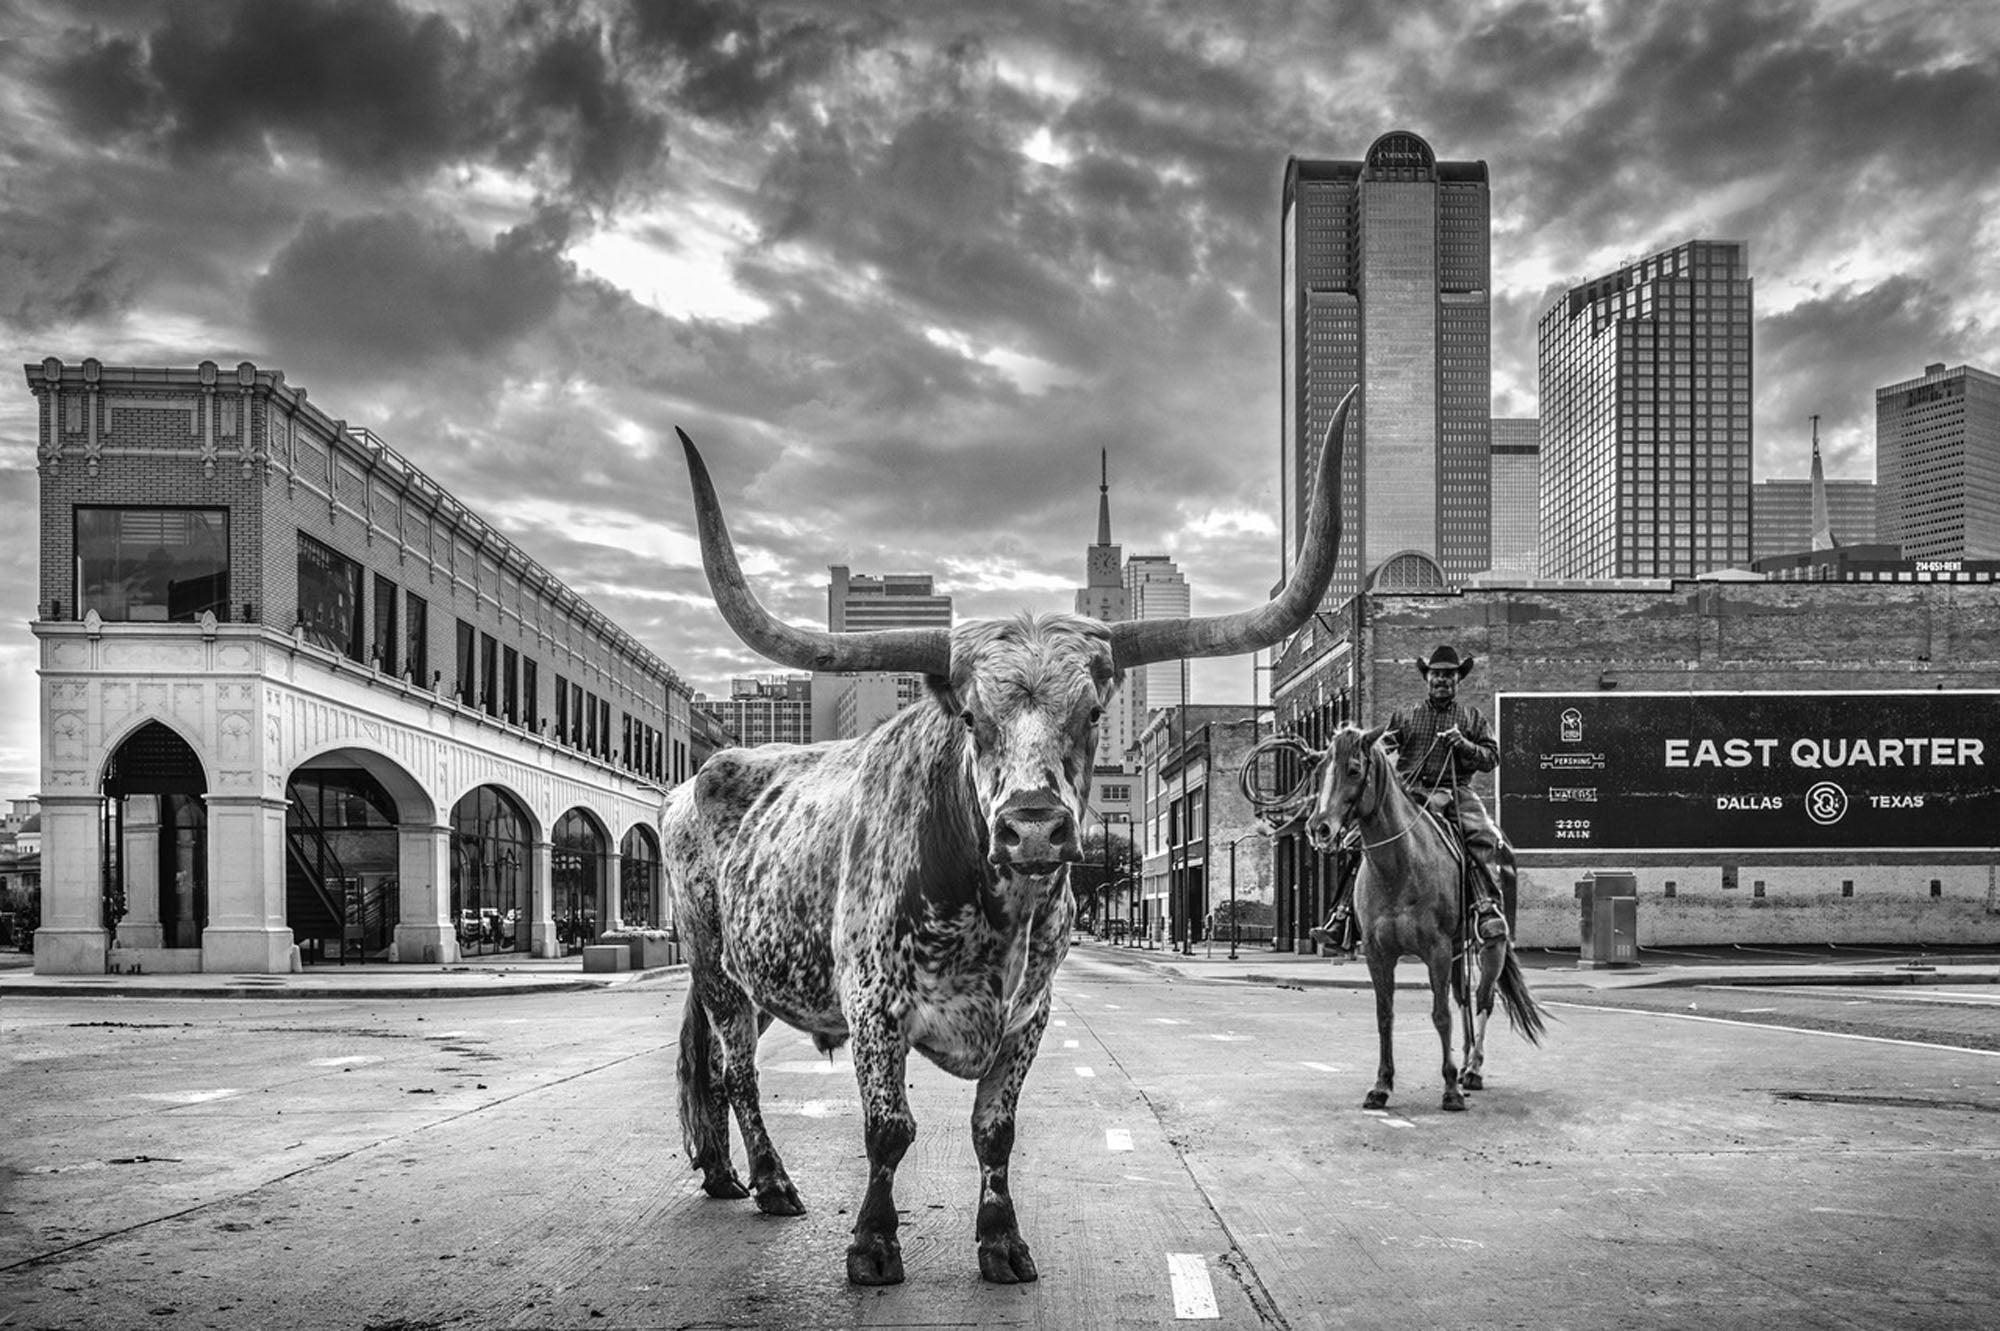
top-left (1123, 555), bottom-right (1189, 714)
top-left (1280, 132), bottom-right (1491, 602)
top-left (1537, 239), bottom-right (1754, 579)
top-left (1488, 417), bottom-right (1540, 576)
top-left (1876, 362), bottom-right (2000, 561)
top-left (1075, 452), bottom-right (1138, 768)
top-left (815, 567), bottom-right (954, 739)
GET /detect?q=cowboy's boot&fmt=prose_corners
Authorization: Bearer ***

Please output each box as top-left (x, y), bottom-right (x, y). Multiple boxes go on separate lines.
top-left (1470, 862), bottom-right (1509, 942)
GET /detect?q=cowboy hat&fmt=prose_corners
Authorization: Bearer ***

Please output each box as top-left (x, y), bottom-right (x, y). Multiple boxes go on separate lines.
top-left (1413, 644), bottom-right (1476, 678)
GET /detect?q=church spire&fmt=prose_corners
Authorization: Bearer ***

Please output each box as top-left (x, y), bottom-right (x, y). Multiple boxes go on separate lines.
top-left (1097, 449), bottom-right (1112, 547)
top-left (1808, 413), bottom-right (1837, 552)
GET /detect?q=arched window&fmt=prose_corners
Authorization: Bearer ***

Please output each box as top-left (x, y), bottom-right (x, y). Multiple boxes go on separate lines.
top-left (620, 825), bottom-right (663, 930)
top-left (449, 787), bottom-right (531, 956)
top-left (552, 809), bottom-right (608, 954)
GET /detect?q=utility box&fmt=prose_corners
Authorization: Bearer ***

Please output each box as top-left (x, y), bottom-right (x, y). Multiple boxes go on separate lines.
top-left (1575, 872), bottom-right (1639, 968)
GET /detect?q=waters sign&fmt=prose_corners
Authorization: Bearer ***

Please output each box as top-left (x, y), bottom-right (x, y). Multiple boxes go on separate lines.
top-left (1495, 691), bottom-right (2000, 851)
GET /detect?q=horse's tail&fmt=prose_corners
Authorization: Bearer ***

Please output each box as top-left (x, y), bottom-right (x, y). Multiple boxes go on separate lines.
top-left (1495, 948), bottom-right (1550, 1047)
top-left (677, 988), bottom-right (730, 1169)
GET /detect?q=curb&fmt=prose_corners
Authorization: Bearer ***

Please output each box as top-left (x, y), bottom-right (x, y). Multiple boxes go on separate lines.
top-left (0, 963), bottom-right (689, 1001)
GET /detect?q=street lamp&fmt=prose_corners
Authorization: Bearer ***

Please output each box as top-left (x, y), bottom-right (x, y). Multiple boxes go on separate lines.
top-left (1225, 829), bottom-right (1265, 962)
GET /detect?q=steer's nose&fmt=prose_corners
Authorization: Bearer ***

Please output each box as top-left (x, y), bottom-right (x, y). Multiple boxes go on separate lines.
top-left (990, 792), bottom-right (1080, 877)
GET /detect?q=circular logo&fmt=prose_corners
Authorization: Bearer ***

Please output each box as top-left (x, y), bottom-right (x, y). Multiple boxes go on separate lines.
top-left (1805, 781), bottom-right (1849, 826)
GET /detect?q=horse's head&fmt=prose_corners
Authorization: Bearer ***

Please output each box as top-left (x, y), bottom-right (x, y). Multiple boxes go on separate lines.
top-left (1304, 723), bottom-right (1389, 852)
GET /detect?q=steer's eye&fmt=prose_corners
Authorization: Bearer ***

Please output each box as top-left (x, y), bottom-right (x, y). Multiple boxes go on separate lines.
top-left (1088, 706), bottom-right (1103, 725)
top-left (960, 710), bottom-right (975, 730)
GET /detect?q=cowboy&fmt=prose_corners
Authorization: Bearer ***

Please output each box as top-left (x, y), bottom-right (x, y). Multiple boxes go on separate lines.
top-left (1312, 644), bottom-right (1511, 948)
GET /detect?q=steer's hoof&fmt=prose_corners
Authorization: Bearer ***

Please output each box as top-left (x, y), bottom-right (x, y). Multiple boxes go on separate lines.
top-left (979, 1237), bottom-right (1040, 1284)
top-left (753, 1175), bottom-right (805, 1217)
top-left (846, 1234), bottom-right (905, 1286)
top-left (700, 1168), bottom-right (749, 1200)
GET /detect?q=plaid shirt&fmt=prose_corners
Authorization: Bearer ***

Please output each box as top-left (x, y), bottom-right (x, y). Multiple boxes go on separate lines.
top-left (1385, 696), bottom-right (1498, 793)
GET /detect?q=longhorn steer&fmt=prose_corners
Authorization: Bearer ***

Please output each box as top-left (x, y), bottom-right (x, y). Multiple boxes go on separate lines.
top-left (663, 389), bottom-right (1350, 1285)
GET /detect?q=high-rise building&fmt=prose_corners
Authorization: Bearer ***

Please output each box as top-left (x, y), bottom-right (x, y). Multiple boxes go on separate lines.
top-left (1280, 132), bottom-right (1491, 601)
top-left (1753, 417), bottom-right (1877, 559)
top-left (1488, 417), bottom-right (1540, 576)
top-left (815, 566), bottom-right (954, 740)
top-left (1537, 239), bottom-right (1754, 579)
top-left (827, 567), bottom-right (953, 631)
top-left (1876, 362), bottom-right (2000, 562)
top-left (698, 674), bottom-right (812, 747)
top-left (1075, 452), bottom-right (1139, 783)
top-left (1124, 555), bottom-right (1189, 714)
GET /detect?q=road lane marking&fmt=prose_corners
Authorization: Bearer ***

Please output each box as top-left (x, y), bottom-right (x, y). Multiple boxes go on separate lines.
top-left (766, 1060), bottom-right (842, 1075)
top-left (1052, 1019), bottom-right (1068, 1027)
top-left (131, 1089), bottom-right (242, 1104)
top-left (1546, 1001), bottom-right (2000, 1057)
top-left (1105, 1004), bottom-right (1123, 1010)
top-left (1152, 1018), bottom-right (1187, 1025)
top-left (1075, 1066), bottom-right (1096, 1078)
top-left (1167, 1252), bottom-right (1219, 1319)
top-left (1203, 1033), bottom-right (1252, 1041)
top-left (1106, 1127), bottom-right (1133, 1152)
top-left (1063, 1039), bottom-right (1080, 1049)
top-left (1300, 1061), bottom-right (1343, 1072)
top-left (309, 1055), bottom-right (380, 1067)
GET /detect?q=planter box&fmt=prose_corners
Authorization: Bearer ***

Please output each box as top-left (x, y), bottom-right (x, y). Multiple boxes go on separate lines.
top-left (600, 931), bottom-right (681, 969)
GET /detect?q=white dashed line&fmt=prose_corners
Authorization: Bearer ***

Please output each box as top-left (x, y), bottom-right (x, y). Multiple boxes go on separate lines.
top-left (1203, 1033), bottom-right (1252, 1042)
top-left (309, 1055), bottom-right (380, 1067)
top-left (1105, 1127), bottom-right (1134, 1152)
top-left (1167, 1252), bottom-right (1220, 1319)
top-left (1152, 1017), bottom-right (1187, 1025)
top-left (1104, 1004), bottom-right (1123, 1010)
top-left (1075, 1066), bottom-right (1097, 1078)
top-left (1300, 1061), bottom-right (1342, 1072)
top-left (1063, 1039), bottom-right (1080, 1049)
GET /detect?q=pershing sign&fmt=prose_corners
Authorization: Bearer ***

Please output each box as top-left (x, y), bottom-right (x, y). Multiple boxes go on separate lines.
top-left (1495, 691), bottom-right (2000, 851)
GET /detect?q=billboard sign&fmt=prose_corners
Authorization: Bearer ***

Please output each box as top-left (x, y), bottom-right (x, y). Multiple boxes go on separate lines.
top-left (1496, 690), bottom-right (2000, 852)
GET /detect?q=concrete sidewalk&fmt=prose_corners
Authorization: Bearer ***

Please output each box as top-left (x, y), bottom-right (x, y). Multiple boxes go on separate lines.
top-left (1, 936), bottom-right (1995, 1000)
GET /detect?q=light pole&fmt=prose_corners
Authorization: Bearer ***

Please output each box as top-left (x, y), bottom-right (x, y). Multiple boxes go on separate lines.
top-left (1225, 829), bottom-right (1264, 961)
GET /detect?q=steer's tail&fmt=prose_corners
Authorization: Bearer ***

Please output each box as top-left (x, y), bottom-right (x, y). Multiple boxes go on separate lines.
top-left (677, 989), bottom-right (736, 1184)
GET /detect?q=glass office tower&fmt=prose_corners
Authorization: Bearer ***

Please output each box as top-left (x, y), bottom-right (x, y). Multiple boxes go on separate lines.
top-left (1537, 240), bottom-right (1754, 579)
top-left (1280, 131), bottom-right (1492, 601)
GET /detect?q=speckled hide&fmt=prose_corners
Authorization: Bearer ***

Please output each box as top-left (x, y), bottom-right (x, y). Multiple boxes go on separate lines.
top-left (662, 612), bottom-right (1115, 1286)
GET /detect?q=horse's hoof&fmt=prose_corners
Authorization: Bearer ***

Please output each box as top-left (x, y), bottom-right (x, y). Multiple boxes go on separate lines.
top-left (1442, 1092), bottom-right (1467, 1112)
top-left (1460, 1072), bottom-right (1485, 1092)
top-left (846, 1235), bottom-right (905, 1286)
top-left (700, 1169), bottom-right (750, 1200)
top-left (754, 1176), bottom-right (806, 1217)
top-left (979, 1237), bottom-right (1040, 1284)
top-left (1362, 1091), bottom-right (1390, 1110)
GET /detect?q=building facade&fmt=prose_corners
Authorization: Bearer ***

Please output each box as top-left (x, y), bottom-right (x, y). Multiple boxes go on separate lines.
top-left (1753, 478), bottom-right (1878, 559)
top-left (1876, 362), bottom-right (2000, 562)
top-left (1266, 577), bottom-right (2000, 954)
top-left (700, 674), bottom-right (812, 746)
top-left (814, 565), bottom-right (955, 740)
top-left (1537, 239), bottom-right (1754, 579)
top-left (1134, 707), bottom-right (1272, 950)
top-left (26, 358), bottom-right (690, 975)
top-left (1280, 132), bottom-right (1492, 601)
top-left (1489, 416), bottom-right (1540, 576)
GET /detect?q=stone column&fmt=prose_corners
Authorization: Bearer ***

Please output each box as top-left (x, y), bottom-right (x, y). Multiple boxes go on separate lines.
top-left (601, 850), bottom-right (624, 934)
top-left (528, 838), bottom-right (557, 958)
top-left (117, 795), bottom-right (165, 948)
top-left (392, 822), bottom-right (455, 964)
top-left (200, 793), bottom-right (298, 973)
top-left (33, 793), bottom-right (109, 975)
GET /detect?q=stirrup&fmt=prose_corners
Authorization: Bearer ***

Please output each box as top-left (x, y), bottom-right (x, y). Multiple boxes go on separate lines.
top-left (1472, 901), bottom-right (1508, 942)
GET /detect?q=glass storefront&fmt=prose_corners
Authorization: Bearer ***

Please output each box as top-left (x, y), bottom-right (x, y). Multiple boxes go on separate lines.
top-left (552, 809), bottom-right (606, 955)
top-left (620, 825), bottom-right (662, 929)
top-left (287, 770), bottom-right (400, 961)
top-left (450, 787), bottom-right (531, 956)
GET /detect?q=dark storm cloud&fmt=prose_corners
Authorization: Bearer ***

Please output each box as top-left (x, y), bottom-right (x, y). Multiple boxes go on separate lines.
top-left (621, 0), bottom-right (846, 119)
top-left (39, 0), bottom-right (670, 204)
top-left (250, 209), bottom-right (572, 370)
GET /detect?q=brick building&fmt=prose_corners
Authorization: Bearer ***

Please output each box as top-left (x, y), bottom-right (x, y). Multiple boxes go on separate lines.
top-left (1267, 577), bottom-right (2000, 951)
top-left (26, 357), bottom-right (692, 975)
top-left (1133, 707), bottom-right (1274, 949)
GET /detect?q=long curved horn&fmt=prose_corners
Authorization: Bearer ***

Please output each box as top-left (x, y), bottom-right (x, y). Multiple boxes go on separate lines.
top-left (1111, 386), bottom-right (1353, 670)
top-left (676, 428), bottom-right (953, 675)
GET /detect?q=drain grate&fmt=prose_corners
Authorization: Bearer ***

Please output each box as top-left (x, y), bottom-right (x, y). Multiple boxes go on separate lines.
top-left (1773, 1090), bottom-right (2000, 1114)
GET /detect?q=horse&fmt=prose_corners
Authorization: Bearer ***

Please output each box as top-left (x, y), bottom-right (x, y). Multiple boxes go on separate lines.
top-left (1304, 723), bottom-right (1546, 1112)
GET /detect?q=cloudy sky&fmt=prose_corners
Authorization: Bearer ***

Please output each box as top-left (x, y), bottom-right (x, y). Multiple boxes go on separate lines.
top-left (2, 0), bottom-right (1997, 797)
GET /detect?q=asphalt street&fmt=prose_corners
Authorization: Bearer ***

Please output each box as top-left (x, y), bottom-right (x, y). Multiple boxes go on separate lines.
top-left (2, 944), bottom-right (1997, 1330)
